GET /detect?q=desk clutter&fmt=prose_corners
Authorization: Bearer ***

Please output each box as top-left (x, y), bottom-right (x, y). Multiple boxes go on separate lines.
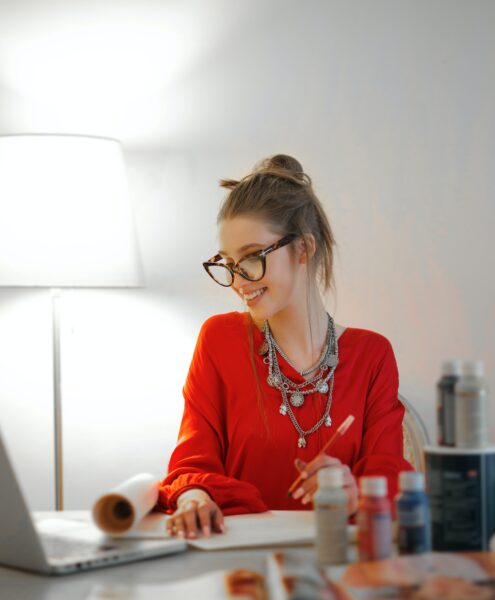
top-left (84, 551), bottom-right (495, 599)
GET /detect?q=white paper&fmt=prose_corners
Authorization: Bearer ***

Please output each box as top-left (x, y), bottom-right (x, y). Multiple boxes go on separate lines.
top-left (92, 473), bottom-right (159, 535)
top-left (188, 510), bottom-right (316, 550)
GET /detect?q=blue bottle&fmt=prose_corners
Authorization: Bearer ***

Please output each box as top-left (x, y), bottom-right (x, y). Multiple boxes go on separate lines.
top-left (396, 471), bottom-right (431, 554)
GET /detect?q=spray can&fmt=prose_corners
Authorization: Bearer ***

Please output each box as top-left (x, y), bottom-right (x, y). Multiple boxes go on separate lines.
top-left (314, 467), bottom-right (348, 565)
top-left (437, 359), bottom-right (462, 446)
top-left (357, 476), bottom-right (392, 561)
top-left (455, 360), bottom-right (489, 449)
top-left (396, 471), bottom-right (431, 554)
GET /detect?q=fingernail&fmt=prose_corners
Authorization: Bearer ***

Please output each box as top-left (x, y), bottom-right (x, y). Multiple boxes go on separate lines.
top-left (301, 495), bottom-right (310, 505)
top-left (300, 471), bottom-right (308, 479)
top-left (188, 531), bottom-right (197, 539)
top-left (203, 525), bottom-right (210, 537)
top-left (292, 487), bottom-right (304, 499)
top-left (177, 530), bottom-right (185, 539)
top-left (220, 524), bottom-right (226, 533)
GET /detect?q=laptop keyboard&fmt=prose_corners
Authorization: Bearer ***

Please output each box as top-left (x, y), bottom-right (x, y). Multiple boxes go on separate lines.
top-left (42, 535), bottom-right (119, 560)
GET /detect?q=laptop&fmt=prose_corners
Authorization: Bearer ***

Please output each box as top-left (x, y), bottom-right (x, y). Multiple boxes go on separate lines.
top-left (0, 432), bottom-right (187, 575)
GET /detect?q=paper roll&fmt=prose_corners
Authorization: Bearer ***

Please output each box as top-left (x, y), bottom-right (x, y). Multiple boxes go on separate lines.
top-left (92, 473), bottom-right (160, 535)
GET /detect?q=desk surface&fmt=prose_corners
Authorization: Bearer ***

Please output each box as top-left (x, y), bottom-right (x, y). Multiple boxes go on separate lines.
top-left (0, 511), bottom-right (317, 600)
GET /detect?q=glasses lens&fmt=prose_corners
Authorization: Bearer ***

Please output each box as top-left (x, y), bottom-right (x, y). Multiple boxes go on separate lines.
top-left (238, 256), bottom-right (264, 281)
top-left (207, 264), bottom-right (233, 286)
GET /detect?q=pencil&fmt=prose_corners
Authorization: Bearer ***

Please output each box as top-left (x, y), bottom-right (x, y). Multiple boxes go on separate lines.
top-left (287, 414), bottom-right (355, 497)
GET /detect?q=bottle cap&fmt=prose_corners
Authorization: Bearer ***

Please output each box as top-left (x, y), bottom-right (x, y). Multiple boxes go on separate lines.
top-left (463, 360), bottom-right (484, 377)
top-left (441, 359), bottom-right (462, 376)
top-left (317, 467), bottom-right (344, 489)
top-left (360, 476), bottom-right (387, 497)
top-left (399, 471), bottom-right (424, 492)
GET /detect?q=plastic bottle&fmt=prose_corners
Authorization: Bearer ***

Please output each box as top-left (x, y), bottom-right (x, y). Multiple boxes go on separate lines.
top-left (455, 360), bottom-right (489, 448)
top-left (313, 467), bottom-right (348, 565)
top-left (396, 471), bottom-right (431, 554)
top-left (437, 359), bottom-right (462, 446)
top-left (357, 476), bottom-right (392, 561)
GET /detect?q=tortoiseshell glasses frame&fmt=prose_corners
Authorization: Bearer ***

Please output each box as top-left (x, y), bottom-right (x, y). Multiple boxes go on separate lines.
top-left (203, 234), bottom-right (298, 287)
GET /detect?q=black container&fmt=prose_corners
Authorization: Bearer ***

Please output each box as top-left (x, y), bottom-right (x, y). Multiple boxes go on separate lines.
top-left (425, 445), bottom-right (495, 551)
top-left (436, 360), bottom-right (461, 446)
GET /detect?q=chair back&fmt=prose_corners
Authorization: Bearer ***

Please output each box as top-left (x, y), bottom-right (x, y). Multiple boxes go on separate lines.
top-left (399, 394), bottom-right (430, 472)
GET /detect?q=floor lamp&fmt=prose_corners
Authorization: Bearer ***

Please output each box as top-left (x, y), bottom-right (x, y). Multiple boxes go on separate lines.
top-left (0, 134), bottom-right (143, 510)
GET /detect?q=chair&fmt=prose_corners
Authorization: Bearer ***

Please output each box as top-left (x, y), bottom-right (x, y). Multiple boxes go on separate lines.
top-left (399, 394), bottom-right (430, 472)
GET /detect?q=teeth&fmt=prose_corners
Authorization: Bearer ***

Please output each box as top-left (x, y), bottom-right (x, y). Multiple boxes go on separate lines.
top-left (244, 288), bottom-right (266, 301)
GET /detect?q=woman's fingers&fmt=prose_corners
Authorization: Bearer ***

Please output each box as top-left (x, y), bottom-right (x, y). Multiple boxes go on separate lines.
top-left (292, 460), bottom-right (359, 514)
top-left (292, 474), bottom-right (318, 502)
top-left (197, 502), bottom-right (213, 537)
top-left (170, 514), bottom-right (186, 538)
top-left (211, 506), bottom-right (225, 534)
top-left (167, 497), bottom-right (225, 538)
top-left (182, 501), bottom-right (201, 538)
top-left (303, 454), bottom-right (342, 477)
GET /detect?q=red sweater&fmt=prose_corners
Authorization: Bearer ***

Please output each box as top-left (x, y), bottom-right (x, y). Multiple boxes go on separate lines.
top-left (157, 311), bottom-right (413, 515)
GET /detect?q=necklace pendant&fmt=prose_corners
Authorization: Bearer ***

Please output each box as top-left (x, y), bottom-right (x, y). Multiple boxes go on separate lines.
top-left (324, 415), bottom-right (332, 427)
top-left (297, 436), bottom-right (306, 448)
top-left (258, 340), bottom-right (269, 356)
top-left (317, 381), bottom-right (329, 394)
top-left (267, 373), bottom-right (281, 388)
top-left (290, 392), bottom-right (304, 408)
top-left (279, 403), bottom-right (287, 416)
top-left (326, 354), bottom-right (338, 368)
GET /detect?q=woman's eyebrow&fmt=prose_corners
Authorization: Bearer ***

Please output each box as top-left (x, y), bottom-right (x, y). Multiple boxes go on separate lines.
top-left (218, 243), bottom-right (265, 256)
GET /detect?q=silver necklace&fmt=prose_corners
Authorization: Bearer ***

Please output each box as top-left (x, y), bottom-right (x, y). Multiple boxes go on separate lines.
top-left (261, 314), bottom-right (339, 448)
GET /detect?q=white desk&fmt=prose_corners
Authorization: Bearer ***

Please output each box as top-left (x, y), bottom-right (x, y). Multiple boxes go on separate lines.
top-left (0, 512), bottom-right (317, 600)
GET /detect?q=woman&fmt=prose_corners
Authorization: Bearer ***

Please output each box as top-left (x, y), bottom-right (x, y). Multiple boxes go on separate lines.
top-left (157, 154), bottom-right (412, 539)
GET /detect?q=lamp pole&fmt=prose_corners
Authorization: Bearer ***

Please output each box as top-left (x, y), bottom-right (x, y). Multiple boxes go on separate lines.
top-left (51, 288), bottom-right (64, 510)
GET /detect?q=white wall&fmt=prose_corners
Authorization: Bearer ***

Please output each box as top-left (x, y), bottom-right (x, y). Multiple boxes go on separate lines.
top-left (0, 0), bottom-right (494, 509)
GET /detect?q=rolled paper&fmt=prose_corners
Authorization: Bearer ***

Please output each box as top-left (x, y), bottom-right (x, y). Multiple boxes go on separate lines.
top-left (92, 473), bottom-right (159, 535)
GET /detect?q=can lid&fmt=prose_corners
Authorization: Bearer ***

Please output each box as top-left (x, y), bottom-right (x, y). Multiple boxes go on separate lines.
top-left (360, 476), bottom-right (387, 497)
top-left (462, 360), bottom-right (484, 377)
top-left (317, 466), bottom-right (344, 489)
top-left (441, 359), bottom-right (462, 376)
top-left (399, 471), bottom-right (424, 491)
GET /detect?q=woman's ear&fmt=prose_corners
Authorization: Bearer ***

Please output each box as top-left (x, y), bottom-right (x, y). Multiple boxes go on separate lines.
top-left (298, 234), bottom-right (316, 264)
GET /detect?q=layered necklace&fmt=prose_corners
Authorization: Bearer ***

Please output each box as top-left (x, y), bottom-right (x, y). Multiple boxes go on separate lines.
top-left (259, 313), bottom-right (339, 448)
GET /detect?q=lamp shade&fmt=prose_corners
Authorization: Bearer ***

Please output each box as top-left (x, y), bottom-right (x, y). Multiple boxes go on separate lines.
top-left (0, 134), bottom-right (142, 287)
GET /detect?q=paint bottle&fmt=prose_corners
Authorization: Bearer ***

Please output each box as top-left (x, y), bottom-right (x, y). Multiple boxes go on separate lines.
top-left (313, 467), bottom-right (348, 565)
top-left (437, 359), bottom-right (462, 446)
top-left (455, 360), bottom-right (489, 449)
top-left (396, 471), bottom-right (431, 554)
top-left (357, 476), bottom-right (392, 561)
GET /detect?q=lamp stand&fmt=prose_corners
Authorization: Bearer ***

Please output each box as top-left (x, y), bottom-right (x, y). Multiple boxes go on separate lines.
top-left (51, 288), bottom-right (64, 511)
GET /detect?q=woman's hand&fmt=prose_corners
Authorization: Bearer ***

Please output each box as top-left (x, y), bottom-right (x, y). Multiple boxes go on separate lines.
top-left (166, 488), bottom-right (225, 539)
top-left (292, 456), bottom-right (358, 515)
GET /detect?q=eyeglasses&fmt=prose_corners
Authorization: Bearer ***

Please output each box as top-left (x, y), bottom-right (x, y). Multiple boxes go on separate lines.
top-left (203, 234), bottom-right (297, 287)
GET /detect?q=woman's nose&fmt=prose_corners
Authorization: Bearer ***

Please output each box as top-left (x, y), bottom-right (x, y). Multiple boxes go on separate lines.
top-left (232, 271), bottom-right (246, 292)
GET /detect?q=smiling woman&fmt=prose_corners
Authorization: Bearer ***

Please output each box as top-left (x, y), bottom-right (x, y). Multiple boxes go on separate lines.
top-left (156, 154), bottom-right (413, 540)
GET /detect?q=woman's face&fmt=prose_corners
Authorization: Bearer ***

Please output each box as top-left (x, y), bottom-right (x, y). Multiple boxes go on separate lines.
top-left (218, 216), bottom-right (306, 320)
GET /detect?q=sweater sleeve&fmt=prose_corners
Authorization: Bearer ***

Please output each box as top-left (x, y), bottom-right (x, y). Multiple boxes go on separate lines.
top-left (351, 337), bottom-right (414, 505)
top-left (155, 318), bottom-right (268, 516)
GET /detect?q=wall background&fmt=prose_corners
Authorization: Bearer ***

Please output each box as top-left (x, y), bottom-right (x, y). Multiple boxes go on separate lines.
top-left (0, 0), bottom-right (493, 509)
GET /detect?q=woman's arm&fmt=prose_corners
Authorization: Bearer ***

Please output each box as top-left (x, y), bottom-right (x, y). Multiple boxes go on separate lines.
top-left (156, 318), bottom-right (267, 518)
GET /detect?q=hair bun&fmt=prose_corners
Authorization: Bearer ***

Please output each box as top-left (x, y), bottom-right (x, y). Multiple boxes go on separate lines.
top-left (257, 154), bottom-right (306, 182)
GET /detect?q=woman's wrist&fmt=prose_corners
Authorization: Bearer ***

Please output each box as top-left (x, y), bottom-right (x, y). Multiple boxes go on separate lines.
top-left (176, 488), bottom-right (212, 507)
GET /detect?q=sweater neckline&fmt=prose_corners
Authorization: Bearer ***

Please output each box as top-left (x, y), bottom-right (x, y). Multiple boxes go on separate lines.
top-left (246, 313), bottom-right (349, 384)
